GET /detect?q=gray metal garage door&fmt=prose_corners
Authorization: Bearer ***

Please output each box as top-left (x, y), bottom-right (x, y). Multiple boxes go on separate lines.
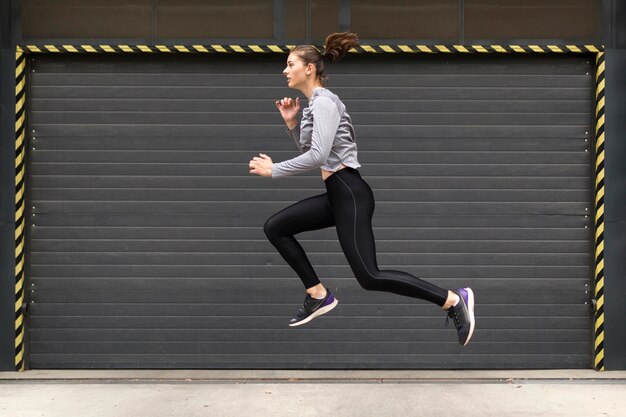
top-left (26, 52), bottom-right (594, 369)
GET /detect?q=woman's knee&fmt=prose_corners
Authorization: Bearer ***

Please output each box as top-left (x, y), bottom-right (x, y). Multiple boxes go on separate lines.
top-left (263, 215), bottom-right (283, 241)
top-left (354, 269), bottom-right (381, 291)
top-left (263, 217), bottom-right (276, 240)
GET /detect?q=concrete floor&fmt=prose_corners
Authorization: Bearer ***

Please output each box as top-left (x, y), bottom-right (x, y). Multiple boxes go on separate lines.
top-left (1, 370), bottom-right (625, 417)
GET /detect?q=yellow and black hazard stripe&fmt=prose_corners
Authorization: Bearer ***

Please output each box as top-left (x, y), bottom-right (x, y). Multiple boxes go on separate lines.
top-left (593, 52), bottom-right (606, 371)
top-left (17, 44), bottom-right (603, 54)
top-left (15, 50), bottom-right (27, 371)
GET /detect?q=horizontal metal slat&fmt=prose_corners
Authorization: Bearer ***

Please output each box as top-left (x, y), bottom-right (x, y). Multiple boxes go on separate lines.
top-left (31, 111), bottom-right (590, 126)
top-left (31, 73), bottom-right (592, 88)
top-left (30, 189), bottom-right (592, 203)
top-left (27, 354), bottom-right (591, 369)
top-left (31, 201), bottom-right (590, 216)
top-left (28, 213), bottom-right (591, 228)
top-left (28, 239), bottom-right (592, 254)
top-left (30, 150), bottom-right (592, 164)
top-left (31, 98), bottom-right (592, 113)
top-left (30, 136), bottom-right (590, 152)
top-left (30, 123), bottom-right (590, 138)
top-left (29, 225), bottom-right (590, 241)
top-left (28, 341), bottom-right (592, 355)
top-left (29, 264), bottom-right (591, 279)
top-left (28, 315), bottom-right (591, 330)
top-left (29, 173), bottom-right (592, 186)
top-left (29, 302), bottom-right (591, 318)
top-left (30, 328), bottom-right (591, 343)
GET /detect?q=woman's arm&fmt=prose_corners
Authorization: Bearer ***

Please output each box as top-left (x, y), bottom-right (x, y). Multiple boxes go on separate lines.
top-left (286, 123), bottom-right (307, 152)
top-left (271, 96), bottom-right (341, 178)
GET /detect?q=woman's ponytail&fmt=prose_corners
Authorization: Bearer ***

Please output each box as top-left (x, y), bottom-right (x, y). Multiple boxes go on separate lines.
top-left (322, 32), bottom-right (359, 64)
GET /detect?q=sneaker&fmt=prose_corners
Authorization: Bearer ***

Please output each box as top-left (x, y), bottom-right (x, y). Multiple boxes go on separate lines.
top-left (445, 287), bottom-right (475, 346)
top-left (288, 288), bottom-right (338, 327)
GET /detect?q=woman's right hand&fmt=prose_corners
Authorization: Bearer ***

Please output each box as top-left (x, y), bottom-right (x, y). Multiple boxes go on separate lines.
top-left (275, 97), bottom-right (300, 127)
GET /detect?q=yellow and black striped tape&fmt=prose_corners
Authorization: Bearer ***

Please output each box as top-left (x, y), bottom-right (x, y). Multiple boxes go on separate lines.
top-left (15, 51), bottom-right (27, 371)
top-left (593, 52), bottom-right (606, 371)
top-left (16, 44), bottom-right (603, 54)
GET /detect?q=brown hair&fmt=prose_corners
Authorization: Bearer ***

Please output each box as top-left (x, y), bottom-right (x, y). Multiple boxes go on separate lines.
top-left (290, 32), bottom-right (359, 87)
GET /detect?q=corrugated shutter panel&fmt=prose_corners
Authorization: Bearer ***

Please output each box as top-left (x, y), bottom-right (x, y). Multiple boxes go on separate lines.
top-left (27, 53), bottom-right (593, 368)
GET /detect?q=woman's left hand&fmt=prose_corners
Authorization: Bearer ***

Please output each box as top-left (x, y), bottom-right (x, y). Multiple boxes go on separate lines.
top-left (249, 153), bottom-right (273, 177)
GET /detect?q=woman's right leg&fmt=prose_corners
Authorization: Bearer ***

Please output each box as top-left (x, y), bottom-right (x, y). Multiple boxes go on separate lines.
top-left (264, 193), bottom-right (340, 326)
top-left (263, 193), bottom-right (335, 289)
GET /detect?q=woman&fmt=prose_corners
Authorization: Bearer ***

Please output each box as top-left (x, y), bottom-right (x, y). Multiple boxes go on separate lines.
top-left (248, 32), bottom-right (475, 346)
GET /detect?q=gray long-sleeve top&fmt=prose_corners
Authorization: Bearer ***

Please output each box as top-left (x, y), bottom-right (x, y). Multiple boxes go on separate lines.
top-left (271, 87), bottom-right (361, 178)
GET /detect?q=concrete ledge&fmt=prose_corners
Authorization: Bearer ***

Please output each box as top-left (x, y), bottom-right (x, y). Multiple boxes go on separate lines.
top-left (1, 369), bottom-right (625, 382)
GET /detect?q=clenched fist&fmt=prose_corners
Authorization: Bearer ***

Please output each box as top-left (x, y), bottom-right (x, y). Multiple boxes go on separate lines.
top-left (249, 153), bottom-right (273, 177)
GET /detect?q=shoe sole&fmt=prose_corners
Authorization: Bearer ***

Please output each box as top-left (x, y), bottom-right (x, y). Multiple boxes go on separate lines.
top-left (463, 288), bottom-right (475, 346)
top-left (288, 298), bottom-right (339, 327)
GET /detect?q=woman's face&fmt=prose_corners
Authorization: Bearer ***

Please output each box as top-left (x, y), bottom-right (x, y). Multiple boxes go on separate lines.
top-left (283, 53), bottom-right (311, 90)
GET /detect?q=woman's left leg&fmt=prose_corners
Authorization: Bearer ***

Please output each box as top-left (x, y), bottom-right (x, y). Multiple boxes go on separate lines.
top-left (326, 168), bottom-right (449, 306)
top-left (325, 167), bottom-right (475, 345)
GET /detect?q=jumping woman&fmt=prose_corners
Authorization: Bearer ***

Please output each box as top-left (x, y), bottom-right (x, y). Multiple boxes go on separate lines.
top-left (248, 32), bottom-right (475, 346)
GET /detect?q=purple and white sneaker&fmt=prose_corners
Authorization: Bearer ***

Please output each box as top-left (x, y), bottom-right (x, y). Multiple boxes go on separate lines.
top-left (289, 288), bottom-right (338, 327)
top-left (445, 287), bottom-right (475, 346)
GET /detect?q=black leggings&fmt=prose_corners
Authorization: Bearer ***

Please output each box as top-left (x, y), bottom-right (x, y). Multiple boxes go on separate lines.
top-left (263, 167), bottom-right (448, 307)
